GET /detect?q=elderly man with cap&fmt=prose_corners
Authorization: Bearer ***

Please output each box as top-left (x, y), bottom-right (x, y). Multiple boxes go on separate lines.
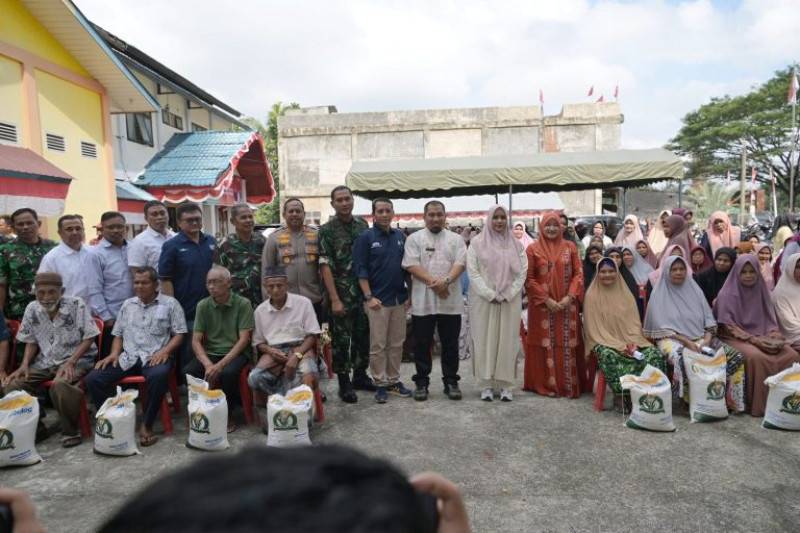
top-left (248, 265), bottom-right (321, 401)
top-left (1, 272), bottom-right (99, 448)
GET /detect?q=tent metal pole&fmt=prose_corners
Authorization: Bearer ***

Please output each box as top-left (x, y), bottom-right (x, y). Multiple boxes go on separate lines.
top-left (622, 187), bottom-right (627, 217)
top-left (508, 185), bottom-right (513, 226)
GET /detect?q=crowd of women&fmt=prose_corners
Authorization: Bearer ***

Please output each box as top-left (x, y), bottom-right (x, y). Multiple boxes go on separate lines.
top-left (465, 205), bottom-right (800, 418)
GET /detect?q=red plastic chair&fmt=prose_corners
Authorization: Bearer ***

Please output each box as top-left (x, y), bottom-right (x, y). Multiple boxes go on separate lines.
top-left (322, 342), bottom-right (334, 378)
top-left (115, 374), bottom-right (174, 434)
top-left (586, 351), bottom-right (608, 412)
top-left (240, 363), bottom-right (255, 426)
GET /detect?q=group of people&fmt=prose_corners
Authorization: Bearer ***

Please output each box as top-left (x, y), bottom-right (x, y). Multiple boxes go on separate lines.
top-left (1, 195), bottom-right (800, 450)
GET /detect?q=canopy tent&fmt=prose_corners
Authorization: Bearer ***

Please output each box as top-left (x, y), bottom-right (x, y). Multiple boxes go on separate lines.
top-left (345, 148), bottom-right (684, 199)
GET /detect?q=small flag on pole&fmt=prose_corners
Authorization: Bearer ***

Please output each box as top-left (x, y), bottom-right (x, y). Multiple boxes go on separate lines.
top-left (614, 85), bottom-right (619, 99)
top-left (788, 67), bottom-right (799, 104)
top-left (596, 95), bottom-right (605, 103)
top-left (751, 167), bottom-right (757, 187)
top-left (539, 89), bottom-right (544, 104)
top-left (726, 170), bottom-right (731, 186)
top-left (587, 85), bottom-right (594, 97)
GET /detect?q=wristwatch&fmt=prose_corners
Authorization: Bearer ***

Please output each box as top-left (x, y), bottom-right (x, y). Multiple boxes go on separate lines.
top-left (294, 352), bottom-right (304, 360)
top-left (444, 276), bottom-right (452, 285)
top-left (364, 294), bottom-right (373, 301)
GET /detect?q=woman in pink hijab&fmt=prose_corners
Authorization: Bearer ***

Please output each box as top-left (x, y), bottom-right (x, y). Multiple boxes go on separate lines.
top-left (659, 215), bottom-right (696, 262)
top-left (714, 255), bottom-right (800, 416)
top-left (613, 214), bottom-right (644, 247)
top-left (702, 211), bottom-right (742, 257)
top-left (468, 206), bottom-right (528, 401)
top-left (754, 243), bottom-right (775, 290)
top-left (512, 220), bottom-right (535, 249)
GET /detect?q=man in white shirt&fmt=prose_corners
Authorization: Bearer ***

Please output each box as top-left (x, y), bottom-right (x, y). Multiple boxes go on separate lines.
top-left (37, 214), bottom-right (92, 305)
top-left (127, 200), bottom-right (175, 274)
top-left (402, 201), bottom-right (467, 401)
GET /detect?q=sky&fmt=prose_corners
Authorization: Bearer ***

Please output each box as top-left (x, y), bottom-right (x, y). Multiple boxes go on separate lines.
top-left (75, 0), bottom-right (800, 216)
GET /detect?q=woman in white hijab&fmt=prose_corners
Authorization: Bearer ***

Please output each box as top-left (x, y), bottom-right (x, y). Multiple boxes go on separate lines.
top-left (614, 215), bottom-right (644, 247)
top-left (772, 253), bottom-right (800, 352)
top-left (622, 245), bottom-right (653, 285)
top-left (468, 205), bottom-right (528, 402)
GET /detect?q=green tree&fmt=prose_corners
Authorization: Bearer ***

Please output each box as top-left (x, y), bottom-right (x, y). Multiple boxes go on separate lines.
top-left (684, 178), bottom-right (735, 220)
top-left (667, 66), bottom-right (798, 210)
top-left (242, 101), bottom-right (300, 224)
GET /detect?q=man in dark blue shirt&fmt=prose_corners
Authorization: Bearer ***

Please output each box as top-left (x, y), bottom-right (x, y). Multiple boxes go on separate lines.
top-left (159, 203), bottom-right (217, 376)
top-left (354, 198), bottom-right (411, 404)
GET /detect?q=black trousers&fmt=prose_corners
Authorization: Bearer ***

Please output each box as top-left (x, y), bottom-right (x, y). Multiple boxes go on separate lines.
top-left (411, 314), bottom-right (461, 387)
top-left (183, 354), bottom-right (248, 409)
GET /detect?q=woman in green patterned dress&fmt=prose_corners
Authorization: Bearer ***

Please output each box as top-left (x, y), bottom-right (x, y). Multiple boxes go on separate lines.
top-left (584, 258), bottom-right (667, 412)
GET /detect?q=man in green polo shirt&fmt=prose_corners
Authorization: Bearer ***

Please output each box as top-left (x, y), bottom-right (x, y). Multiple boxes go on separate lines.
top-left (184, 266), bottom-right (254, 433)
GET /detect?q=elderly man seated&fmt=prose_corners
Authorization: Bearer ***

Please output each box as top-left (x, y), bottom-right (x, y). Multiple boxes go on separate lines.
top-left (1, 273), bottom-right (99, 448)
top-left (184, 266), bottom-right (253, 433)
top-left (85, 267), bottom-right (187, 447)
top-left (249, 266), bottom-right (320, 401)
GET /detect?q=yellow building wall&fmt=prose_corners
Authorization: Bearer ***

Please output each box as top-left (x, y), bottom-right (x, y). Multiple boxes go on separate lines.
top-left (36, 70), bottom-right (111, 234)
top-left (190, 108), bottom-right (211, 130)
top-left (158, 92), bottom-right (187, 132)
top-left (210, 112), bottom-right (234, 131)
top-left (0, 0), bottom-right (89, 76)
top-left (0, 55), bottom-right (25, 145)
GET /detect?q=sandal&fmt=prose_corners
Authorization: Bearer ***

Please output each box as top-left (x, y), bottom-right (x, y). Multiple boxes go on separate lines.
top-left (613, 396), bottom-right (631, 414)
top-left (227, 421), bottom-right (237, 434)
top-left (139, 433), bottom-right (158, 447)
top-left (61, 435), bottom-right (82, 448)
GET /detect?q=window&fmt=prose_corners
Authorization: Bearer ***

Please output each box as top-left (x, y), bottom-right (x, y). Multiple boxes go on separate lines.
top-left (81, 141), bottom-right (98, 158)
top-left (306, 211), bottom-right (322, 226)
top-left (0, 121), bottom-right (18, 144)
top-left (126, 113), bottom-right (154, 146)
top-left (162, 109), bottom-right (183, 130)
top-left (192, 123), bottom-right (207, 132)
top-left (45, 133), bottom-right (66, 152)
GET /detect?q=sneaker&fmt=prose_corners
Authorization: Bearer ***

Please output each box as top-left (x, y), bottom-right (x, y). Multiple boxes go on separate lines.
top-left (413, 384), bottom-right (429, 401)
top-left (387, 381), bottom-right (412, 397)
top-left (375, 386), bottom-right (388, 404)
top-left (481, 388), bottom-right (493, 402)
top-left (352, 371), bottom-right (377, 392)
top-left (500, 388), bottom-right (513, 402)
top-left (444, 382), bottom-right (462, 400)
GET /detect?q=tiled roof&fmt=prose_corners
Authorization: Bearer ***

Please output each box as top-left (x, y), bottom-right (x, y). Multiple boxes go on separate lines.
top-left (0, 144), bottom-right (73, 181)
top-left (136, 131), bottom-right (256, 187)
top-left (115, 180), bottom-right (157, 201)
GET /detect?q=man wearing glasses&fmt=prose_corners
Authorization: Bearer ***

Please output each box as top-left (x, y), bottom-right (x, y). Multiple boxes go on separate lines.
top-left (159, 203), bottom-right (217, 376)
top-left (87, 211), bottom-right (134, 356)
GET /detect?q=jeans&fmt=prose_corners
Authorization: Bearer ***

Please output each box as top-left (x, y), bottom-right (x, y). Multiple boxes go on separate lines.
top-left (85, 358), bottom-right (173, 428)
top-left (411, 314), bottom-right (461, 387)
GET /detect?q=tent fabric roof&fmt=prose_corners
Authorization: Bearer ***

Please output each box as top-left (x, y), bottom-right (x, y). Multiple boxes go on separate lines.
top-left (346, 148), bottom-right (684, 199)
top-left (115, 180), bottom-right (156, 202)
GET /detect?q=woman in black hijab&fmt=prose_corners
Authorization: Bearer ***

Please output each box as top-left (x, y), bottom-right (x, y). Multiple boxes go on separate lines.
top-left (583, 245), bottom-right (604, 289)
top-left (604, 247), bottom-right (639, 300)
top-left (693, 246), bottom-right (736, 307)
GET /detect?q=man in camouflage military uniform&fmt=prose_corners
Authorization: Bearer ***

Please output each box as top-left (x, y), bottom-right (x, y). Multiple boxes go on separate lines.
top-left (0, 208), bottom-right (57, 321)
top-left (214, 204), bottom-right (266, 309)
top-left (319, 186), bottom-right (373, 403)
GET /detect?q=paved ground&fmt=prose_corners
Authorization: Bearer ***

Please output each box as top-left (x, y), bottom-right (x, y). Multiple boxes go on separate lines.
top-left (4, 359), bottom-right (800, 532)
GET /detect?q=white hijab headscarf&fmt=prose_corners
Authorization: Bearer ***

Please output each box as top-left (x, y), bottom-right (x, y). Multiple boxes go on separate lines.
top-left (771, 253), bottom-right (800, 345)
top-left (614, 215), bottom-right (644, 247)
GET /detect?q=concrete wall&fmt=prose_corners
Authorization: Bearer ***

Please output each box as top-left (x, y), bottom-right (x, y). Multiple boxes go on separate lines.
top-left (279, 103), bottom-right (623, 219)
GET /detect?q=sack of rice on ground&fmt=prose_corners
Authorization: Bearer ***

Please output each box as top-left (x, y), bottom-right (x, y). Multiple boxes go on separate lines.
top-left (762, 363), bottom-right (800, 431)
top-left (267, 385), bottom-right (313, 447)
top-left (683, 348), bottom-right (728, 423)
top-left (186, 374), bottom-right (229, 451)
top-left (94, 386), bottom-right (140, 456)
top-left (0, 391), bottom-right (42, 467)
top-left (619, 364), bottom-right (676, 432)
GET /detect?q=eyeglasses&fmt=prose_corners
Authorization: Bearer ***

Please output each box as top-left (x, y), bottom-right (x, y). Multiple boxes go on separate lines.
top-left (182, 217), bottom-right (203, 224)
top-left (103, 224), bottom-right (126, 230)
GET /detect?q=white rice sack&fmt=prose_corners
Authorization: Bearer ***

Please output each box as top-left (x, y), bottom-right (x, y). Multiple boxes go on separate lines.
top-left (0, 391), bottom-right (42, 467)
top-left (762, 363), bottom-right (800, 431)
top-left (186, 374), bottom-right (229, 451)
top-left (619, 364), bottom-right (676, 432)
top-left (94, 386), bottom-right (140, 456)
top-left (683, 348), bottom-right (728, 423)
top-left (267, 385), bottom-right (313, 447)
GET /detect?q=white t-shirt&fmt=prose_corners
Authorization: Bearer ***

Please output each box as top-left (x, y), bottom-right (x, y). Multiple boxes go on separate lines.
top-left (127, 226), bottom-right (176, 271)
top-left (402, 229), bottom-right (466, 316)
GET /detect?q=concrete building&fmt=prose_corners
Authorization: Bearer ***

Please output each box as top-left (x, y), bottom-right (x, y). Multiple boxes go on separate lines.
top-left (278, 103), bottom-right (623, 221)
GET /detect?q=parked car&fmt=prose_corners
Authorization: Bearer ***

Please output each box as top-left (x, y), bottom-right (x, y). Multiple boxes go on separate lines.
top-left (255, 223), bottom-right (283, 238)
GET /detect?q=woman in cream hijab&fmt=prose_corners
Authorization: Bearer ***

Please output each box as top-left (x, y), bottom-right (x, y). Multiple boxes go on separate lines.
top-left (647, 210), bottom-right (671, 255)
top-left (772, 253), bottom-right (800, 352)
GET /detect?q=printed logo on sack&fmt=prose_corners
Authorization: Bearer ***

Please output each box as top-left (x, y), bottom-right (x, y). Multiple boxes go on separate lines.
top-left (95, 417), bottom-right (114, 439)
top-left (639, 394), bottom-right (665, 414)
top-left (780, 393), bottom-right (800, 415)
top-left (272, 409), bottom-right (299, 431)
top-left (706, 380), bottom-right (725, 401)
top-left (190, 411), bottom-right (211, 434)
top-left (0, 429), bottom-right (14, 450)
